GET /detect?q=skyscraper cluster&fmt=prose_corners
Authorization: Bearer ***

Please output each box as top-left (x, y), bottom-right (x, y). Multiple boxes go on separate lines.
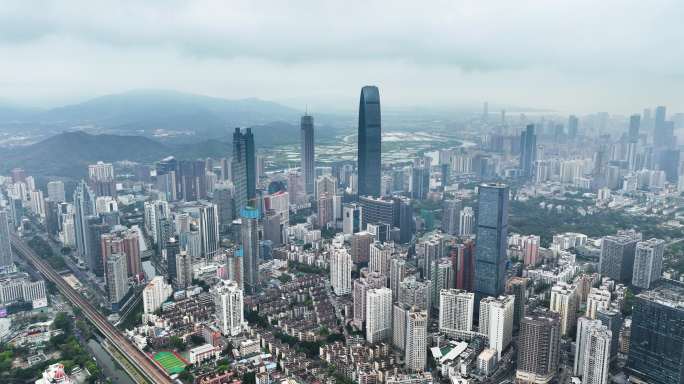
top-left (5, 84), bottom-right (684, 384)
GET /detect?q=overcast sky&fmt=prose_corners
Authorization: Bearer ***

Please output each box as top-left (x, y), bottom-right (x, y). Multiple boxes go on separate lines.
top-left (1, 0), bottom-right (683, 114)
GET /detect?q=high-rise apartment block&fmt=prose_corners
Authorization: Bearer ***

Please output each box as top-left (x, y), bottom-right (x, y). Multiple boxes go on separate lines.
top-left (439, 289), bottom-right (474, 339)
top-left (212, 279), bottom-right (244, 337)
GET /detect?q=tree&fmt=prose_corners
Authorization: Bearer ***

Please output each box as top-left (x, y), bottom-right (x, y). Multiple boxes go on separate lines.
top-left (76, 320), bottom-right (92, 340)
top-left (169, 336), bottom-right (186, 351)
top-left (53, 312), bottom-right (72, 332)
top-left (326, 333), bottom-right (345, 343)
top-left (190, 334), bottom-right (205, 346)
top-left (242, 372), bottom-right (256, 384)
top-left (321, 227), bottom-right (337, 239)
top-left (277, 274), bottom-right (292, 283)
top-left (85, 360), bottom-right (100, 380)
top-left (177, 370), bottom-right (194, 384)
top-left (245, 310), bottom-right (270, 329)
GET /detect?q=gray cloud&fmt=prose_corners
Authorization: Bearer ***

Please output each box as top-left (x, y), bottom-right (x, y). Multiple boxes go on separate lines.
top-left (0, 0), bottom-right (683, 112)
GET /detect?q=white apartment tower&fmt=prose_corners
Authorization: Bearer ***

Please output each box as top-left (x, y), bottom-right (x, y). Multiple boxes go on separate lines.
top-left (369, 241), bottom-right (393, 276)
top-left (439, 289), bottom-right (474, 338)
top-left (549, 282), bottom-right (579, 336)
top-left (405, 309), bottom-right (428, 372)
top-left (142, 276), bottom-right (173, 314)
top-left (365, 287), bottom-right (393, 343)
top-left (212, 279), bottom-right (244, 336)
top-left (586, 288), bottom-right (611, 319)
top-left (582, 324), bottom-right (612, 384)
top-left (330, 246), bottom-right (352, 295)
top-left (632, 238), bottom-right (665, 289)
top-left (459, 207), bottom-right (475, 236)
top-left (479, 295), bottom-right (514, 360)
top-left (105, 253), bottom-right (129, 305)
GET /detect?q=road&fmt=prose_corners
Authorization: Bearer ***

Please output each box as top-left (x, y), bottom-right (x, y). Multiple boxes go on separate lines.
top-left (10, 233), bottom-right (174, 384)
top-left (666, 237), bottom-right (684, 247)
top-left (28, 217), bottom-right (109, 309)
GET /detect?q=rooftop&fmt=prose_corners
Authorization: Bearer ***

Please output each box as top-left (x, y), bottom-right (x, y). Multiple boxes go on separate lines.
top-left (638, 279), bottom-right (684, 309)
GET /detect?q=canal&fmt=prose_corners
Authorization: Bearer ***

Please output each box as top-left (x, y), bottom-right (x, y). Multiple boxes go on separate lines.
top-left (87, 338), bottom-right (136, 384)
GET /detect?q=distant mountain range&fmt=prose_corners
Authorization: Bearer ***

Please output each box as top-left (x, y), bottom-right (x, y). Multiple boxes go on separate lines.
top-left (0, 89), bottom-right (314, 138)
top-left (41, 89), bottom-right (301, 133)
top-left (0, 90), bottom-right (349, 177)
top-left (0, 131), bottom-right (233, 177)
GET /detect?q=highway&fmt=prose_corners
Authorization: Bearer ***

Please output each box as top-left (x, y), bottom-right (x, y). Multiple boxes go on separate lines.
top-left (10, 233), bottom-right (174, 384)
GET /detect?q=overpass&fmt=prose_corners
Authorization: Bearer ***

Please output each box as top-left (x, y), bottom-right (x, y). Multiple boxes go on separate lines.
top-left (11, 234), bottom-right (174, 384)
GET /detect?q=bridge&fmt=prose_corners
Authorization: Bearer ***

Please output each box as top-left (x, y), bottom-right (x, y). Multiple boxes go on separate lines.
top-left (11, 234), bottom-right (174, 384)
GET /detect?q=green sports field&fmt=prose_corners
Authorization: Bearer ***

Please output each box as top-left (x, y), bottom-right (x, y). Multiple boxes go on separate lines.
top-left (153, 351), bottom-right (187, 374)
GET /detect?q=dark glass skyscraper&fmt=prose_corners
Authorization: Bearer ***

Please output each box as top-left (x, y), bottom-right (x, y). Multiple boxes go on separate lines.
top-left (393, 196), bottom-right (414, 244)
top-left (474, 183), bottom-right (509, 300)
top-left (411, 158), bottom-right (430, 200)
top-left (73, 180), bottom-right (96, 261)
top-left (240, 207), bottom-right (260, 294)
top-left (166, 237), bottom-right (180, 284)
top-left (178, 159), bottom-right (207, 202)
top-left (87, 216), bottom-right (110, 276)
top-left (300, 114), bottom-right (315, 195)
top-left (627, 280), bottom-right (684, 384)
top-left (519, 124), bottom-right (537, 179)
top-left (232, 128), bottom-right (256, 213)
top-left (599, 233), bottom-right (637, 284)
top-left (357, 86), bottom-right (381, 197)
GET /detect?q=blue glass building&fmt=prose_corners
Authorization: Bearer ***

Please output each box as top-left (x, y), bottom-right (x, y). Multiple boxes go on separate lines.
top-left (300, 114), bottom-right (315, 195)
top-left (474, 183), bottom-right (509, 300)
top-left (232, 128), bottom-right (256, 213)
top-left (627, 280), bottom-right (684, 384)
top-left (357, 86), bottom-right (382, 197)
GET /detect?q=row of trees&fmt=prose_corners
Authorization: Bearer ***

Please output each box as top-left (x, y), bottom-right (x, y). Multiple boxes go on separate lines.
top-left (28, 235), bottom-right (67, 270)
top-left (509, 197), bottom-right (681, 246)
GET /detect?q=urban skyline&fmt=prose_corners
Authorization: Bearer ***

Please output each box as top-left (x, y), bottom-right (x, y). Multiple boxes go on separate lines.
top-left (1, 3), bottom-right (684, 383)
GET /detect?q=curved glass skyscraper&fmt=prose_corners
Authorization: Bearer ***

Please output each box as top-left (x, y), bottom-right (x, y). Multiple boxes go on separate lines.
top-left (358, 86), bottom-right (382, 197)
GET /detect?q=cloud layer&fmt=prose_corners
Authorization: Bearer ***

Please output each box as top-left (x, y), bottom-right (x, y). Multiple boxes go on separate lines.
top-left (1, 0), bottom-right (683, 113)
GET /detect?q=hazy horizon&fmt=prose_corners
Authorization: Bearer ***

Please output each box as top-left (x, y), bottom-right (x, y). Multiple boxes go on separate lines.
top-left (2, 1), bottom-right (684, 114)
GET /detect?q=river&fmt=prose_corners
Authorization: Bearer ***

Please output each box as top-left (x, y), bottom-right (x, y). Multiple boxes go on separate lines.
top-left (86, 338), bottom-right (136, 384)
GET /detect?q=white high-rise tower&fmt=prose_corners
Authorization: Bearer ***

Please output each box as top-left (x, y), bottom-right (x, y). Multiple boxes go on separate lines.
top-left (479, 295), bottom-right (514, 360)
top-left (439, 289), bottom-right (474, 338)
top-left (366, 287), bottom-right (392, 343)
top-left (330, 246), bottom-right (352, 295)
top-left (211, 279), bottom-right (244, 336)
